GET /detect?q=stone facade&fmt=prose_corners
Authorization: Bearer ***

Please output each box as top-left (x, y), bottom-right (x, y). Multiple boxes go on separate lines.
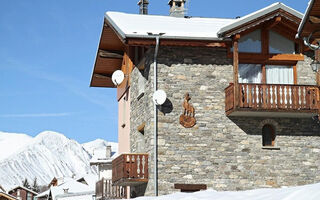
top-left (129, 46), bottom-right (320, 196)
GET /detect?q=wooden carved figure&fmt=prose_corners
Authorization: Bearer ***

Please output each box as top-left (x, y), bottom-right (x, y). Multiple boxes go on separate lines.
top-left (180, 93), bottom-right (196, 128)
top-left (183, 93), bottom-right (195, 117)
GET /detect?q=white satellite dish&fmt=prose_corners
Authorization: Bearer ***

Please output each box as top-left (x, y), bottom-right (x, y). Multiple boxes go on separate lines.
top-left (153, 90), bottom-right (167, 105)
top-left (111, 70), bottom-right (125, 86)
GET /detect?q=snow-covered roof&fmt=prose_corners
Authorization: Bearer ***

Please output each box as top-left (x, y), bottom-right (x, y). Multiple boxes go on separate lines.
top-left (105, 12), bottom-right (235, 41)
top-left (76, 174), bottom-right (98, 191)
top-left (135, 182), bottom-right (320, 200)
top-left (297, 0), bottom-right (314, 38)
top-left (8, 186), bottom-right (38, 195)
top-left (38, 179), bottom-right (94, 199)
top-left (55, 191), bottom-right (94, 200)
top-left (50, 179), bottom-right (93, 200)
top-left (218, 2), bottom-right (303, 37)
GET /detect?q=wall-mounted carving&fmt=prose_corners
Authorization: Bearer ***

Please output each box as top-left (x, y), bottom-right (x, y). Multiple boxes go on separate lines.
top-left (180, 93), bottom-right (196, 128)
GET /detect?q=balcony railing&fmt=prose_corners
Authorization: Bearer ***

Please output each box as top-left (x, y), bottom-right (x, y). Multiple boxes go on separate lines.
top-left (225, 83), bottom-right (320, 117)
top-left (95, 179), bottom-right (126, 199)
top-left (112, 153), bottom-right (148, 186)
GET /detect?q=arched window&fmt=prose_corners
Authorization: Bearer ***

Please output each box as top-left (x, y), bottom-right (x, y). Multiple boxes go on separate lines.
top-left (262, 124), bottom-right (275, 146)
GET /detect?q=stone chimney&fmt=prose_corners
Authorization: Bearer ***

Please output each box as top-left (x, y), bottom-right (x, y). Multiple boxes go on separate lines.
top-left (168, 0), bottom-right (187, 17)
top-left (138, 0), bottom-right (149, 15)
top-left (106, 145), bottom-right (112, 159)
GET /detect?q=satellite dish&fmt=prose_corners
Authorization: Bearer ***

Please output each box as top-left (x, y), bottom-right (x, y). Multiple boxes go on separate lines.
top-left (111, 70), bottom-right (125, 86)
top-left (153, 90), bottom-right (167, 105)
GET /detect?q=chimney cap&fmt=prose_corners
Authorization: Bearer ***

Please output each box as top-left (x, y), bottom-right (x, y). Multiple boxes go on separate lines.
top-left (138, 0), bottom-right (149, 5)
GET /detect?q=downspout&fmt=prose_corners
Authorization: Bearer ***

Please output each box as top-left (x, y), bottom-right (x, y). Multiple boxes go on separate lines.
top-left (153, 35), bottom-right (160, 196)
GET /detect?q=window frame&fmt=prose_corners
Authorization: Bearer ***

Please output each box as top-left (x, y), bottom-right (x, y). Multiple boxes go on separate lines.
top-left (228, 27), bottom-right (300, 84)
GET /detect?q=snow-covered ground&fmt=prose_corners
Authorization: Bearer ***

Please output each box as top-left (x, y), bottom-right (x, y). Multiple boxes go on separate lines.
top-left (136, 183), bottom-right (320, 200)
top-left (0, 131), bottom-right (117, 190)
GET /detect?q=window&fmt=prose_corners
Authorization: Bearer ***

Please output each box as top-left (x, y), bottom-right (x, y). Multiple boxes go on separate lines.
top-left (238, 64), bottom-right (262, 83)
top-left (238, 29), bottom-right (261, 53)
top-left (262, 124), bottom-right (276, 146)
top-left (266, 65), bottom-right (294, 84)
top-left (269, 31), bottom-right (295, 54)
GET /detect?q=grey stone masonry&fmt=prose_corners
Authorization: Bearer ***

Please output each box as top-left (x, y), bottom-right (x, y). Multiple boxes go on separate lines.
top-left (129, 46), bottom-right (320, 196)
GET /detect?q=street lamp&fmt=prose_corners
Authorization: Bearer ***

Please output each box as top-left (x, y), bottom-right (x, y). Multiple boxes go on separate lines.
top-left (311, 60), bottom-right (320, 72)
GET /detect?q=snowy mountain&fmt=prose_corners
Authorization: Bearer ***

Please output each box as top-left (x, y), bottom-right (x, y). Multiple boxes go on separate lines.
top-left (0, 131), bottom-right (117, 191)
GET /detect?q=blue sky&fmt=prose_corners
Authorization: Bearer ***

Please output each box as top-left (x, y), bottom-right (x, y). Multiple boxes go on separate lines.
top-left (0, 0), bottom-right (309, 143)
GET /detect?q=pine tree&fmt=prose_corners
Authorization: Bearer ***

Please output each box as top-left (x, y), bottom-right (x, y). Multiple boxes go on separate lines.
top-left (32, 178), bottom-right (40, 193)
top-left (22, 178), bottom-right (31, 189)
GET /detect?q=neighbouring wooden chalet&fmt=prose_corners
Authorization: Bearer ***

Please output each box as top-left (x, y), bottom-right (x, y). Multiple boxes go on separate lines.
top-left (90, 0), bottom-right (320, 197)
top-left (8, 186), bottom-right (37, 200)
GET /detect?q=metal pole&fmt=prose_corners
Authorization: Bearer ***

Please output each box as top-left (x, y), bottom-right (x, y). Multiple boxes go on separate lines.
top-left (153, 36), bottom-right (160, 196)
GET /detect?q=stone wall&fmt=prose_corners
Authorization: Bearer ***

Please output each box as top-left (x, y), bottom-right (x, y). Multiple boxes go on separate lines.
top-left (130, 46), bottom-right (320, 196)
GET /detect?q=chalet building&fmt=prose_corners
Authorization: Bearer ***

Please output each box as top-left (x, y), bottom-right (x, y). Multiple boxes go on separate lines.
top-left (90, 0), bottom-right (320, 197)
top-left (90, 146), bottom-right (127, 199)
top-left (8, 186), bottom-right (37, 200)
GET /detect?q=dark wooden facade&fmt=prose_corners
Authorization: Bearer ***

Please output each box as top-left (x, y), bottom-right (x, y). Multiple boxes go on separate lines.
top-left (8, 187), bottom-right (37, 200)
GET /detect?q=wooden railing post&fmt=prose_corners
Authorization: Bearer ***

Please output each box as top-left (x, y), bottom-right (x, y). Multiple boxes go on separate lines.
top-left (233, 34), bottom-right (240, 108)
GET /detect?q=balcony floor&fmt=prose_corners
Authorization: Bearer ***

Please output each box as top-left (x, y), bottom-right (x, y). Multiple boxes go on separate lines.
top-left (228, 108), bottom-right (318, 118)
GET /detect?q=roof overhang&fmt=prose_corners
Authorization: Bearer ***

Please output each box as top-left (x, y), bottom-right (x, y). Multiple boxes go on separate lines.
top-left (218, 2), bottom-right (303, 38)
top-left (297, 0), bottom-right (320, 39)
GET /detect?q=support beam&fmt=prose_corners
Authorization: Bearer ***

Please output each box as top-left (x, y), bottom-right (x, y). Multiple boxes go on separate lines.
top-left (266, 16), bottom-right (281, 30)
top-left (98, 50), bottom-right (123, 59)
top-left (233, 34), bottom-right (240, 108)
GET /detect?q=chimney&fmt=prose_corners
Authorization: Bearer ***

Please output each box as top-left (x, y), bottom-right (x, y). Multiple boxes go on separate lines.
top-left (168, 0), bottom-right (187, 17)
top-left (106, 145), bottom-right (112, 159)
top-left (63, 188), bottom-right (69, 194)
top-left (138, 0), bottom-right (149, 15)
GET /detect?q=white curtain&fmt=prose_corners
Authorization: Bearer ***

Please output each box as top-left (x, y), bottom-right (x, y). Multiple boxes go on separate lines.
top-left (266, 65), bottom-right (293, 84)
top-left (266, 65), bottom-right (294, 104)
top-left (239, 64), bottom-right (262, 83)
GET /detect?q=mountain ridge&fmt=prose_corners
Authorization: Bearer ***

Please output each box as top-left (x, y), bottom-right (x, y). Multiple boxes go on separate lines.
top-left (0, 131), bottom-right (117, 191)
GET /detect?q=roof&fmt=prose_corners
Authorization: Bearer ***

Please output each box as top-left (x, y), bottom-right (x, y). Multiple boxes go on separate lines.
top-left (55, 191), bottom-right (94, 200)
top-left (49, 179), bottom-right (93, 200)
top-left (105, 12), bottom-right (235, 41)
top-left (218, 2), bottom-right (303, 37)
top-left (8, 186), bottom-right (38, 195)
top-left (297, 0), bottom-right (314, 38)
top-left (0, 192), bottom-right (18, 200)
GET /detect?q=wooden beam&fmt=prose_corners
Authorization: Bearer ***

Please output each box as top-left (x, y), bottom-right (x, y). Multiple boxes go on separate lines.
top-left (174, 184), bottom-right (207, 191)
top-left (309, 16), bottom-right (320, 24)
top-left (266, 16), bottom-right (282, 30)
top-left (233, 34), bottom-right (240, 108)
top-left (127, 38), bottom-right (229, 47)
top-left (99, 50), bottom-right (123, 59)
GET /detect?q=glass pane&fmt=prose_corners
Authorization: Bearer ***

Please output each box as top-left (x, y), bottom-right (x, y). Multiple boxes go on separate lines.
top-left (269, 31), bottom-right (295, 54)
top-left (266, 65), bottom-right (293, 84)
top-left (238, 64), bottom-right (262, 83)
top-left (238, 29), bottom-right (261, 53)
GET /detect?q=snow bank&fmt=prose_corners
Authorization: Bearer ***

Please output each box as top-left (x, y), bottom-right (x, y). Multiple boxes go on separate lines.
top-left (136, 182), bottom-right (320, 200)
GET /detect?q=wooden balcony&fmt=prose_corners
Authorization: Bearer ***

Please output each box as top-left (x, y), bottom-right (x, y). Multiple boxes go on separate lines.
top-left (225, 83), bottom-right (320, 118)
top-left (112, 153), bottom-right (148, 186)
top-left (95, 178), bottom-right (126, 199)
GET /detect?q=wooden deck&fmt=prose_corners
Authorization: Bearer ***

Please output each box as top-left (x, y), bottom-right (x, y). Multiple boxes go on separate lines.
top-left (225, 83), bottom-right (320, 117)
top-left (112, 153), bottom-right (148, 186)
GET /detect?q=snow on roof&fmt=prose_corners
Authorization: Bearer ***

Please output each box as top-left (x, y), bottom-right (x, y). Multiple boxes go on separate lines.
top-left (105, 12), bottom-right (235, 41)
top-left (76, 174), bottom-right (98, 190)
top-left (8, 186), bottom-right (38, 195)
top-left (55, 191), bottom-right (94, 200)
top-left (297, 0), bottom-right (314, 38)
top-left (135, 182), bottom-right (320, 200)
top-left (38, 179), bottom-right (94, 199)
top-left (218, 2), bottom-right (303, 37)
